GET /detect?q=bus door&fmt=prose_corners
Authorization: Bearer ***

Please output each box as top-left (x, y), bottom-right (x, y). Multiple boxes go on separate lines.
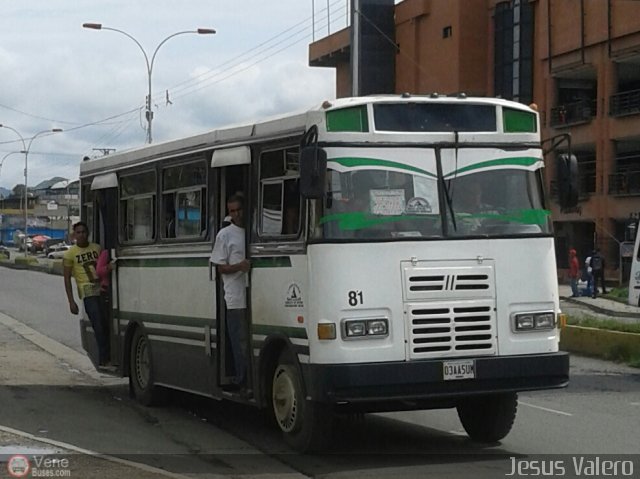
top-left (210, 147), bottom-right (251, 389)
top-left (83, 173), bottom-right (119, 368)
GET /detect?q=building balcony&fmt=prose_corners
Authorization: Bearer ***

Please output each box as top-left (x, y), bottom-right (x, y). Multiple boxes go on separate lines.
top-left (550, 100), bottom-right (597, 127)
top-left (609, 171), bottom-right (640, 196)
top-left (549, 172), bottom-right (594, 201)
top-left (610, 89), bottom-right (640, 117)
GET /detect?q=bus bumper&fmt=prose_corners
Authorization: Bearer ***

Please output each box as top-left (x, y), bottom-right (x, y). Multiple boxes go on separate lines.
top-left (302, 352), bottom-right (569, 410)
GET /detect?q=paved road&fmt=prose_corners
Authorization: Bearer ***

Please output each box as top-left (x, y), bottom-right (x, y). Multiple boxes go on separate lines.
top-left (1, 265), bottom-right (639, 478)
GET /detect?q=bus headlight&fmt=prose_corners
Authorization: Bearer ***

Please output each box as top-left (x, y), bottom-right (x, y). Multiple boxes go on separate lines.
top-left (534, 312), bottom-right (555, 329)
top-left (514, 312), bottom-right (556, 332)
top-left (343, 318), bottom-right (388, 339)
top-left (345, 321), bottom-right (366, 337)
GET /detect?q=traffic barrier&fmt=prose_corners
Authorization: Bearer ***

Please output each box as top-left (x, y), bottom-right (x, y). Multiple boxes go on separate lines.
top-left (49, 259), bottom-right (64, 276)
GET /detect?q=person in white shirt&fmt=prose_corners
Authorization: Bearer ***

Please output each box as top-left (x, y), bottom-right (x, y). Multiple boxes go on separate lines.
top-left (210, 195), bottom-right (250, 389)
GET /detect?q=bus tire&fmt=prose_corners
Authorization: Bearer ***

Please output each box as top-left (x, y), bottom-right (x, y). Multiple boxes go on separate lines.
top-left (129, 328), bottom-right (158, 406)
top-left (456, 392), bottom-right (517, 443)
top-left (271, 351), bottom-right (332, 452)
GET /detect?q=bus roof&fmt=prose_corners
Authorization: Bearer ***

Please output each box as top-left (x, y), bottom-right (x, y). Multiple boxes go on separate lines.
top-left (80, 95), bottom-right (536, 178)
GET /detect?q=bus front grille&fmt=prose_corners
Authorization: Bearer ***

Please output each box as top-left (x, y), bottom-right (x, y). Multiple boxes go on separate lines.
top-left (407, 300), bottom-right (497, 359)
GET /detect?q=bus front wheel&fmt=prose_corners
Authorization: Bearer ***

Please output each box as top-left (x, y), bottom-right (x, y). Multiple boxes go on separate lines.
top-left (271, 352), bottom-right (332, 452)
top-left (129, 328), bottom-right (158, 406)
top-left (456, 392), bottom-right (518, 443)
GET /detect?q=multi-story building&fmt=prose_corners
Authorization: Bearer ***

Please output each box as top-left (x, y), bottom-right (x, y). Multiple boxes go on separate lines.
top-left (309, 0), bottom-right (640, 282)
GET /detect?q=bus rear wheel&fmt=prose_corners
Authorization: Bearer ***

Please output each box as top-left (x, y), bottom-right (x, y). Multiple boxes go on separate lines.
top-left (456, 392), bottom-right (517, 443)
top-left (130, 328), bottom-right (158, 406)
top-left (271, 352), bottom-right (332, 452)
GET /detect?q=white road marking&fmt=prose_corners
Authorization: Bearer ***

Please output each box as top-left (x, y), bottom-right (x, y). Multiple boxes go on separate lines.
top-left (519, 400), bottom-right (573, 416)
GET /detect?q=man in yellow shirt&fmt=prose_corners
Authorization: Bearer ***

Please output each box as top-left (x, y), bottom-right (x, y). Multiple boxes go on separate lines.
top-left (63, 222), bottom-right (110, 367)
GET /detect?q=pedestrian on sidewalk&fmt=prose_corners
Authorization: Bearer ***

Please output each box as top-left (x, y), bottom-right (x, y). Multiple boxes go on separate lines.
top-left (589, 248), bottom-right (607, 298)
top-left (568, 248), bottom-right (580, 297)
top-left (62, 222), bottom-right (110, 367)
top-left (584, 255), bottom-right (593, 297)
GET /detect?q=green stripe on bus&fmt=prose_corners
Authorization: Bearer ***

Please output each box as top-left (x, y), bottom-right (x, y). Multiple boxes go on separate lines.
top-left (252, 257), bottom-right (292, 268)
top-left (253, 324), bottom-right (308, 339)
top-left (445, 157), bottom-right (540, 178)
top-left (330, 157), bottom-right (436, 178)
top-left (117, 257), bottom-right (209, 268)
top-left (118, 310), bottom-right (209, 327)
top-left (319, 211), bottom-right (436, 230)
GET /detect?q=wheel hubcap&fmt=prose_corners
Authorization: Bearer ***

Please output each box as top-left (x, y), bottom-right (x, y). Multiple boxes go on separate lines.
top-left (272, 366), bottom-right (297, 432)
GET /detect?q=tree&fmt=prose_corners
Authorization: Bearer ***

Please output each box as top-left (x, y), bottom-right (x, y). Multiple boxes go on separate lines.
top-left (12, 184), bottom-right (25, 197)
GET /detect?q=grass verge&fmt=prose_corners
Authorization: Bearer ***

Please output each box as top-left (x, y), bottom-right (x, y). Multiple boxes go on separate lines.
top-left (566, 314), bottom-right (640, 367)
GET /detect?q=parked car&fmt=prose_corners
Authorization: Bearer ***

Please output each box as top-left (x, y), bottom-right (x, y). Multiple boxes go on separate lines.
top-left (44, 239), bottom-right (65, 255)
top-left (47, 243), bottom-right (71, 259)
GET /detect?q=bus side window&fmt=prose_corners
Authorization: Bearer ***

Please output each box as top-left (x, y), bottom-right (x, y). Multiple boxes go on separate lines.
top-left (282, 179), bottom-right (300, 235)
top-left (161, 162), bottom-right (207, 240)
top-left (119, 171), bottom-right (156, 244)
top-left (257, 146), bottom-right (301, 239)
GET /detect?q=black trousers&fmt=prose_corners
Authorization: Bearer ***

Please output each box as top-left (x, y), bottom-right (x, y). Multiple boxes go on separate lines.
top-left (592, 269), bottom-right (606, 295)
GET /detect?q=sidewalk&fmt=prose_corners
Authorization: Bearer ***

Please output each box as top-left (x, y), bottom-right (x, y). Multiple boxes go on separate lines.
top-left (0, 313), bottom-right (192, 479)
top-left (558, 284), bottom-right (640, 320)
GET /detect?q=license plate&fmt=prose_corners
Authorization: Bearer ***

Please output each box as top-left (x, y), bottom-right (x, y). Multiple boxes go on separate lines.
top-left (443, 360), bottom-right (475, 380)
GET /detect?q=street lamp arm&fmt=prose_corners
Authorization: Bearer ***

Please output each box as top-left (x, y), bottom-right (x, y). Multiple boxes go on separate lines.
top-left (0, 151), bottom-right (22, 179)
top-left (99, 26), bottom-right (151, 73)
top-left (83, 23), bottom-right (215, 144)
top-left (149, 30), bottom-right (213, 75)
top-left (0, 125), bottom-right (26, 152)
top-left (0, 125), bottom-right (62, 257)
top-left (25, 129), bottom-right (64, 154)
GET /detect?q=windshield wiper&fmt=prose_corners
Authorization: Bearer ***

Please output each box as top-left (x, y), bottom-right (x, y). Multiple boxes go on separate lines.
top-left (435, 143), bottom-right (457, 234)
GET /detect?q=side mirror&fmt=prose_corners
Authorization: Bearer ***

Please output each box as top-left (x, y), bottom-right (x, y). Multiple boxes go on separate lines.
top-left (557, 153), bottom-right (579, 208)
top-left (299, 146), bottom-right (327, 199)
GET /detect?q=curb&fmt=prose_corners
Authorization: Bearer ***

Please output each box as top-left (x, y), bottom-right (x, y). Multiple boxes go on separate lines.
top-left (0, 259), bottom-right (63, 276)
top-left (560, 295), bottom-right (639, 319)
top-left (560, 325), bottom-right (640, 362)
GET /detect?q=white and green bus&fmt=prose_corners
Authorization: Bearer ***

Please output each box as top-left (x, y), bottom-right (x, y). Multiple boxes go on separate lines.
top-left (79, 95), bottom-right (572, 452)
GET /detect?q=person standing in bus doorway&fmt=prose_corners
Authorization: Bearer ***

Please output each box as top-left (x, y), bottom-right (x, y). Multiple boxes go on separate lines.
top-left (568, 248), bottom-right (580, 297)
top-left (63, 222), bottom-right (110, 367)
top-left (210, 195), bottom-right (251, 390)
top-left (589, 248), bottom-right (607, 297)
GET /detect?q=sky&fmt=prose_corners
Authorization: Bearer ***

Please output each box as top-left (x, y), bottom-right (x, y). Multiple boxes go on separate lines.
top-left (0, 0), bottom-right (346, 190)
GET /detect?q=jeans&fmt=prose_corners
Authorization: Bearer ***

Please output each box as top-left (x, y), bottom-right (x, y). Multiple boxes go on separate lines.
top-left (84, 295), bottom-right (110, 364)
top-left (226, 308), bottom-right (248, 385)
top-left (570, 277), bottom-right (578, 297)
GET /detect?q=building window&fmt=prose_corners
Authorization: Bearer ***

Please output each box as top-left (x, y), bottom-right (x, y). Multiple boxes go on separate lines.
top-left (494, 0), bottom-right (533, 105)
top-left (442, 26), bottom-right (452, 38)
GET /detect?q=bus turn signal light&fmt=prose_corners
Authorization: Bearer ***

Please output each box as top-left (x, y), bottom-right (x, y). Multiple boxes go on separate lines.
top-left (317, 323), bottom-right (336, 340)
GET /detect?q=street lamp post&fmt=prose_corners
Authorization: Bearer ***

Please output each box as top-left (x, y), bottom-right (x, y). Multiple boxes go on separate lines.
top-left (0, 126), bottom-right (63, 256)
top-left (83, 23), bottom-right (216, 144)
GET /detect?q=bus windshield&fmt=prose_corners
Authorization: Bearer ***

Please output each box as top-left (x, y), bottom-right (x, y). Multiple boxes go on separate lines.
top-left (319, 168), bottom-right (442, 240)
top-left (316, 165), bottom-right (551, 240)
top-left (445, 169), bottom-right (551, 237)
